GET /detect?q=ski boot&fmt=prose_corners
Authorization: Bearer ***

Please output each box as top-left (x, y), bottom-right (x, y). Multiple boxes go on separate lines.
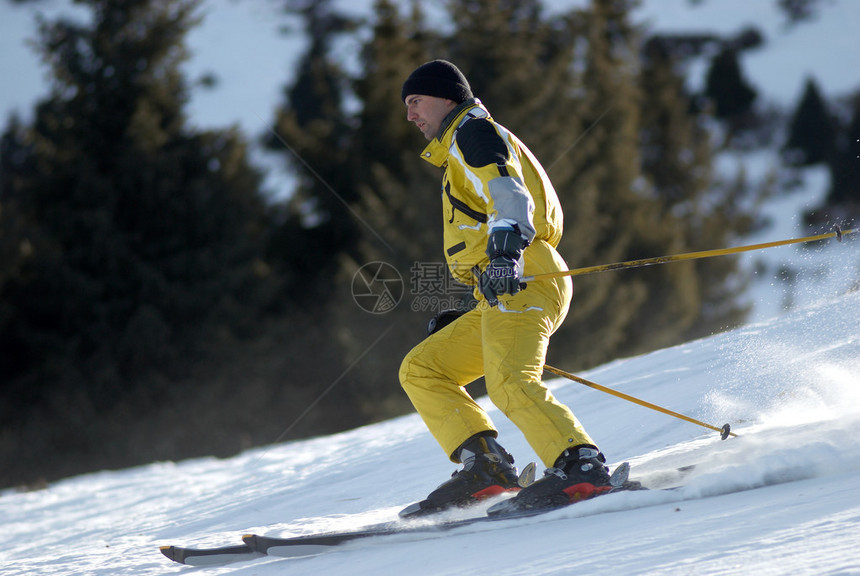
top-left (399, 434), bottom-right (521, 518)
top-left (502, 445), bottom-right (612, 511)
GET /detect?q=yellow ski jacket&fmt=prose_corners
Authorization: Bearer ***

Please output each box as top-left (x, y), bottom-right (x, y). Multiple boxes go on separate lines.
top-left (419, 99), bottom-right (564, 286)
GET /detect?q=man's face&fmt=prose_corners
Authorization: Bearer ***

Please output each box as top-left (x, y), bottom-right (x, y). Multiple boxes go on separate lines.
top-left (405, 94), bottom-right (457, 141)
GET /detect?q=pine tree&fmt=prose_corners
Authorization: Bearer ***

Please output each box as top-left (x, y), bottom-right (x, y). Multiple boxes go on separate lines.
top-left (777, 0), bottom-right (829, 24)
top-left (0, 0), bottom-right (277, 486)
top-left (638, 33), bottom-right (755, 345)
top-left (783, 77), bottom-right (837, 166)
top-left (703, 46), bottom-right (758, 145)
top-left (545, 0), bottom-right (652, 365)
top-left (350, 0), bottom-right (437, 265)
top-left (263, 0), bottom-right (362, 304)
top-left (323, 0), bottom-right (438, 422)
top-left (826, 91), bottom-right (860, 206)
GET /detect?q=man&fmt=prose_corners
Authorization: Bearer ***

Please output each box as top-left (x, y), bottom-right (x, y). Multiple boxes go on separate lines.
top-left (399, 60), bottom-right (611, 515)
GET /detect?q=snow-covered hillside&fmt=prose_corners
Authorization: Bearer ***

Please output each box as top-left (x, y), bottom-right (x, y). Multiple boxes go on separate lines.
top-left (1, 2), bottom-right (859, 574)
top-left (2, 288), bottom-right (859, 575)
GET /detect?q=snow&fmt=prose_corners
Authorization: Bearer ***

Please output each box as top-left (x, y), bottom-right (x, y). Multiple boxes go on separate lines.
top-left (632, 0), bottom-right (860, 106)
top-left (1, 2), bottom-right (860, 574)
top-left (2, 289), bottom-right (859, 575)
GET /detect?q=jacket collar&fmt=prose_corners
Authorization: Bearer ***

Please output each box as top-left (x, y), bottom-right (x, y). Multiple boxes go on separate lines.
top-left (419, 98), bottom-right (488, 168)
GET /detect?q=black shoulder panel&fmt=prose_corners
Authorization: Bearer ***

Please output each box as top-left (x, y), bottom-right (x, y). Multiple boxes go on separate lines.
top-left (456, 118), bottom-right (509, 168)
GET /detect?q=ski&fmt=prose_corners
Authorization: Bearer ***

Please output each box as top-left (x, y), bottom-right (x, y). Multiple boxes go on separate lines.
top-left (159, 543), bottom-right (263, 566)
top-left (159, 506), bottom-right (543, 565)
top-left (160, 462), bottom-right (692, 566)
top-left (243, 504), bottom-right (560, 558)
top-left (243, 463), bottom-right (631, 559)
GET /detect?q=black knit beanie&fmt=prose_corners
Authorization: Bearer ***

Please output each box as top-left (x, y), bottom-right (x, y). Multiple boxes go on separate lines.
top-left (401, 60), bottom-right (473, 103)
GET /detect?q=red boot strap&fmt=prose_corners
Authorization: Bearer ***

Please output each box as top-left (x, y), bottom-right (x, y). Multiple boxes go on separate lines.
top-left (562, 482), bottom-right (613, 503)
top-left (471, 485), bottom-right (520, 500)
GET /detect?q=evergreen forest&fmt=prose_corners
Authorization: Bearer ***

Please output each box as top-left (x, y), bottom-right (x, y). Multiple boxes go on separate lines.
top-left (1, 0), bottom-right (857, 489)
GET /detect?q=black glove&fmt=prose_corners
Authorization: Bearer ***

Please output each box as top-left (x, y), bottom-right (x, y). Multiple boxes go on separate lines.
top-left (479, 228), bottom-right (527, 305)
top-left (427, 309), bottom-right (467, 336)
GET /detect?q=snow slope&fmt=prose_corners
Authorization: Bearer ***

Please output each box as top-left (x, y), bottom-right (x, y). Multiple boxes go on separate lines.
top-left (2, 288), bottom-right (859, 575)
top-left (1, 3), bottom-right (859, 574)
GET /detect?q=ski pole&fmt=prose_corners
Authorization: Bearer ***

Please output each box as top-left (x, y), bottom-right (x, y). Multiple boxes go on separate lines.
top-left (522, 226), bottom-right (854, 283)
top-left (543, 364), bottom-right (737, 440)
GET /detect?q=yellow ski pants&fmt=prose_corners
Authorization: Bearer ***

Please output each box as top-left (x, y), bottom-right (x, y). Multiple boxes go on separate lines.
top-left (399, 240), bottom-right (596, 468)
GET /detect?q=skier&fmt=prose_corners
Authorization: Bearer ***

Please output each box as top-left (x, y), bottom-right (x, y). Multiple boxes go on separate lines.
top-left (399, 60), bottom-right (612, 514)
